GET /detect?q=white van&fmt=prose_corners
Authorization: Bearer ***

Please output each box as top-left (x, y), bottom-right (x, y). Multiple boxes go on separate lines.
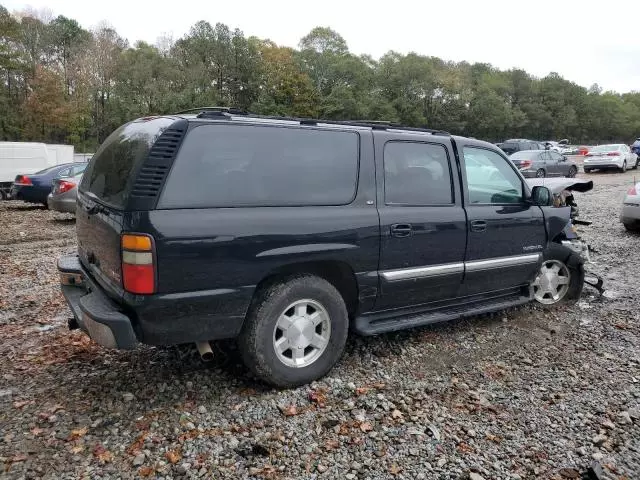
top-left (0, 142), bottom-right (52, 199)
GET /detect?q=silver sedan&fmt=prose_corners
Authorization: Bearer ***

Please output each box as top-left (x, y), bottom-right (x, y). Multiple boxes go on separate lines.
top-left (509, 150), bottom-right (578, 178)
top-left (620, 182), bottom-right (640, 231)
top-left (47, 174), bottom-right (82, 214)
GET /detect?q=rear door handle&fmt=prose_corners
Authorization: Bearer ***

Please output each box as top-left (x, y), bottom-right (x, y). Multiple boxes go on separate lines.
top-left (470, 220), bottom-right (487, 232)
top-left (390, 224), bottom-right (412, 238)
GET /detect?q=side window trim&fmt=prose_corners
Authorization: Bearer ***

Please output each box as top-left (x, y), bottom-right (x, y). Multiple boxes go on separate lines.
top-left (383, 140), bottom-right (455, 207)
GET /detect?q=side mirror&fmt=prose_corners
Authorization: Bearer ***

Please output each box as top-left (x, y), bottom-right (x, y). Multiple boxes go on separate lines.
top-left (531, 185), bottom-right (553, 206)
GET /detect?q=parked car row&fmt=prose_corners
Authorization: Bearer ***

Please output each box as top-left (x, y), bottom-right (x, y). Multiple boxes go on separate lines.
top-left (8, 162), bottom-right (86, 212)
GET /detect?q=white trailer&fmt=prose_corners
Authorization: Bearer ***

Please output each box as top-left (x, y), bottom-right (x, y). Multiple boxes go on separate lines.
top-left (0, 142), bottom-right (52, 199)
top-left (45, 144), bottom-right (75, 165)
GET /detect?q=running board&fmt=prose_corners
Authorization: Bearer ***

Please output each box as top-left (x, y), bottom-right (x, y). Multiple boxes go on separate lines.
top-left (354, 290), bottom-right (530, 336)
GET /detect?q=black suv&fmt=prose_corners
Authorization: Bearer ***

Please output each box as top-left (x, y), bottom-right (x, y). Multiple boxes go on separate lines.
top-left (58, 110), bottom-right (585, 387)
top-left (499, 139), bottom-right (547, 155)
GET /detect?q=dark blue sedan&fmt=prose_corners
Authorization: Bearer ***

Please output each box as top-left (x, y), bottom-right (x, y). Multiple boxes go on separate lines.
top-left (10, 163), bottom-right (87, 205)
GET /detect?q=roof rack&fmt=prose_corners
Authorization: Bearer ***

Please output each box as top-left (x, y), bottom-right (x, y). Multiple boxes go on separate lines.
top-left (174, 106), bottom-right (249, 116)
top-left (175, 108), bottom-right (449, 136)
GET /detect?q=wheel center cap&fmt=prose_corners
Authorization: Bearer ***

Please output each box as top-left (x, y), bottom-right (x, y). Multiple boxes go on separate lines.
top-left (287, 318), bottom-right (314, 348)
top-left (540, 273), bottom-right (557, 291)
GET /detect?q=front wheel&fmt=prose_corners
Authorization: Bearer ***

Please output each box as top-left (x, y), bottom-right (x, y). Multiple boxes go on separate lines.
top-left (532, 244), bottom-right (584, 307)
top-left (566, 166), bottom-right (577, 178)
top-left (238, 274), bottom-right (349, 388)
top-left (535, 168), bottom-right (546, 178)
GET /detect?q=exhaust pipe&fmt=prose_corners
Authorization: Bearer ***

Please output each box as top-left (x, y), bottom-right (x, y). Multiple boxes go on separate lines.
top-left (196, 341), bottom-right (214, 362)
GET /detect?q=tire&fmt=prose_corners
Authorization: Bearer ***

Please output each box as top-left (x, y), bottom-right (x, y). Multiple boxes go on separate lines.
top-left (238, 274), bottom-right (349, 388)
top-left (620, 161), bottom-right (627, 173)
top-left (532, 243), bottom-right (584, 307)
top-left (624, 222), bottom-right (640, 232)
top-left (535, 168), bottom-right (546, 178)
top-left (584, 168), bottom-right (592, 173)
top-left (566, 166), bottom-right (577, 178)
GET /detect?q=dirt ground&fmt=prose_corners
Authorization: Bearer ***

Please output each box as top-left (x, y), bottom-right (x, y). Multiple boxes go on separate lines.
top-left (0, 169), bottom-right (638, 480)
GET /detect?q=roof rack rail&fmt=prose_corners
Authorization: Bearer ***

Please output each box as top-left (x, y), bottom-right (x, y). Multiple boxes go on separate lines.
top-left (174, 106), bottom-right (249, 116)
top-left (182, 109), bottom-right (450, 136)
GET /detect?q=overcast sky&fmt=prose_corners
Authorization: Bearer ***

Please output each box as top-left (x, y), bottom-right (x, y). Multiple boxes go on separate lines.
top-left (5, 0), bottom-right (639, 93)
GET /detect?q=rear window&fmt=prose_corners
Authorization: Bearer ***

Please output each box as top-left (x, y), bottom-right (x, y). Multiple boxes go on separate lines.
top-left (158, 125), bottom-right (360, 208)
top-left (591, 144), bottom-right (621, 153)
top-left (80, 117), bottom-right (175, 207)
top-left (510, 151), bottom-right (539, 160)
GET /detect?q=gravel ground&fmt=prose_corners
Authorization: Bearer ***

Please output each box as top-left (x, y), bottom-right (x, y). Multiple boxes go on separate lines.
top-left (0, 170), bottom-right (639, 480)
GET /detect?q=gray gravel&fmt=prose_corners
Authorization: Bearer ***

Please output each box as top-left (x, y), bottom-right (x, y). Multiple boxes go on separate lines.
top-left (1, 170), bottom-right (639, 479)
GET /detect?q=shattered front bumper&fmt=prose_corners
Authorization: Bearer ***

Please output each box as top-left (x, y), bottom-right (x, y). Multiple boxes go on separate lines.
top-left (561, 239), bottom-right (605, 294)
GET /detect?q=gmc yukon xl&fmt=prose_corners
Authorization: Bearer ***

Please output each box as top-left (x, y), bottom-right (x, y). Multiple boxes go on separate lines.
top-left (58, 110), bottom-right (585, 387)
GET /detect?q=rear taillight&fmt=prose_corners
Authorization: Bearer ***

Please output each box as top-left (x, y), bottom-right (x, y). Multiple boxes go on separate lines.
top-left (15, 175), bottom-right (32, 185)
top-left (121, 234), bottom-right (155, 294)
top-left (607, 152), bottom-right (620, 156)
top-left (520, 160), bottom-right (532, 168)
top-left (57, 180), bottom-right (75, 194)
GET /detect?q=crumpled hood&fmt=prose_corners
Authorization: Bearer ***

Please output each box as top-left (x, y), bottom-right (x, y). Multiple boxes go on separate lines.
top-left (526, 178), bottom-right (593, 194)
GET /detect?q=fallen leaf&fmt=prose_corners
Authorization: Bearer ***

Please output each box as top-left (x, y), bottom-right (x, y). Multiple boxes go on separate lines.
top-left (68, 427), bottom-right (88, 441)
top-left (127, 432), bottom-right (148, 455)
top-left (309, 388), bottom-right (327, 408)
top-left (13, 400), bottom-right (33, 409)
top-left (350, 436), bottom-right (364, 445)
top-left (372, 382), bottom-right (386, 389)
top-left (93, 444), bottom-right (113, 463)
top-left (10, 454), bottom-right (28, 462)
top-left (71, 445), bottom-right (84, 454)
top-left (138, 466), bottom-right (155, 477)
top-left (324, 439), bottom-right (339, 450)
top-left (457, 442), bottom-right (474, 453)
top-left (281, 405), bottom-right (298, 417)
top-left (338, 423), bottom-right (351, 435)
top-left (165, 450), bottom-right (182, 464)
top-left (389, 464), bottom-right (402, 475)
top-left (391, 409), bottom-right (403, 419)
top-left (359, 422), bottom-right (373, 432)
top-left (355, 387), bottom-right (370, 396)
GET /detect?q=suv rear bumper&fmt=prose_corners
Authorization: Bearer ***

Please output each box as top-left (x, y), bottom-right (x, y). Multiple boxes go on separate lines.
top-left (58, 254), bottom-right (248, 348)
top-left (58, 255), bottom-right (138, 349)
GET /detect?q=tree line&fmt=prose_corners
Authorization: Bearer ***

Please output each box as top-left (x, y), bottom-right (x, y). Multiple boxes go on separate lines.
top-left (1, 6), bottom-right (639, 152)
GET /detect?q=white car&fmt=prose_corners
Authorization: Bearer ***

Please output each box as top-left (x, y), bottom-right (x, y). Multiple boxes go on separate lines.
top-left (583, 144), bottom-right (638, 173)
top-left (544, 139), bottom-right (569, 153)
top-left (620, 181), bottom-right (640, 231)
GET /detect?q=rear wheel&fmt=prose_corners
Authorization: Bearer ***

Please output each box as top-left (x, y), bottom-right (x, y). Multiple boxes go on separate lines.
top-left (532, 244), bottom-right (584, 307)
top-left (238, 274), bottom-right (349, 388)
top-left (620, 161), bottom-right (627, 173)
top-left (566, 166), bottom-right (577, 178)
top-left (624, 222), bottom-right (640, 232)
top-left (535, 168), bottom-right (546, 178)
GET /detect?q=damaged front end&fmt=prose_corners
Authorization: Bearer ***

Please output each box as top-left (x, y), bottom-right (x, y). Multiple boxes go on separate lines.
top-left (527, 178), bottom-right (605, 295)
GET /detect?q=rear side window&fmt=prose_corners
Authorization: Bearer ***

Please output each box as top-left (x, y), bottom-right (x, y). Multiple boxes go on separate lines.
top-left (158, 125), bottom-right (359, 208)
top-left (384, 141), bottom-right (453, 205)
top-left (80, 117), bottom-right (175, 208)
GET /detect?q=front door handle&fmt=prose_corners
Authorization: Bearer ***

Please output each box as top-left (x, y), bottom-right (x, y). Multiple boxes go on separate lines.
top-left (470, 220), bottom-right (487, 232)
top-left (390, 224), bottom-right (412, 238)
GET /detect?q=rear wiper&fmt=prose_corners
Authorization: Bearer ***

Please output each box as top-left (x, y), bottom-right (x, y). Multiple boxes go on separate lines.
top-left (81, 191), bottom-right (109, 216)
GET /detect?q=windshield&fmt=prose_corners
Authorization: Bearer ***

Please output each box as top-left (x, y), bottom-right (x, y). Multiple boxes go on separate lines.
top-left (591, 144), bottom-right (621, 152)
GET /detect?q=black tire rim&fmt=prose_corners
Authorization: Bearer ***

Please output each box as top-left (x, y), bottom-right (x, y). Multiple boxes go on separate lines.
top-left (536, 169), bottom-right (545, 178)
